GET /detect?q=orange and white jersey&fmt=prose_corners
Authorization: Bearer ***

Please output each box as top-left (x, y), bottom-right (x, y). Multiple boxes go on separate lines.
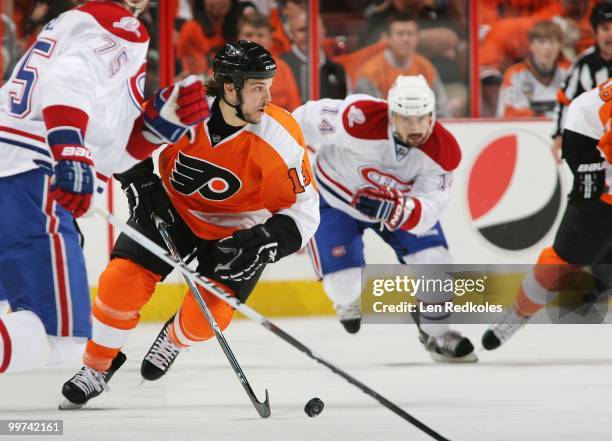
top-left (158, 102), bottom-right (319, 245)
top-left (496, 59), bottom-right (569, 118)
top-left (563, 80), bottom-right (612, 190)
top-left (564, 80), bottom-right (612, 140)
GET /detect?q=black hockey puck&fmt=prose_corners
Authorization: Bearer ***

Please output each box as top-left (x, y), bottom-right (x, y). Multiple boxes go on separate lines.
top-left (304, 397), bottom-right (324, 417)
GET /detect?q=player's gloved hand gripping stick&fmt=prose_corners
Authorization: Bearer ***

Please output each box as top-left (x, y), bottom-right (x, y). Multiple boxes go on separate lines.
top-left (95, 207), bottom-right (451, 441)
top-left (153, 215), bottom-right (270, 419)
top-left (214, 224), bottom-right (279, 281)
top-left (352, 186), bottom-right (415, 231)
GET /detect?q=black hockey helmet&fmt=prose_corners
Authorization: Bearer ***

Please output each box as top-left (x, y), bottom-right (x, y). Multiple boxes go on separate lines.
top-left (590, 1), bottom-right (612, 30)
top-left (213, 40), bottom-right (276, 91)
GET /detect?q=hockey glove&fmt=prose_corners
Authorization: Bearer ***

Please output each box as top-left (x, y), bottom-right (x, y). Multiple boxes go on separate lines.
top-left (143, 75), bottom-right (209, 144)
top-left (351, 186), bottom-right (414, 231)
top-left (116, 164), bottom-right (174, 227)
top-left (49, 144), bottom-right (95, 218)
top-left (214, 225), bottom-right (279, 281)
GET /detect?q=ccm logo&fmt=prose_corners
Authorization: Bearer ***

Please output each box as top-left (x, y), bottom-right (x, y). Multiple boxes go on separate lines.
top-left (61, 146), bottom-right (92, 159)
top-left (577, 162), bottom-right (606, 172)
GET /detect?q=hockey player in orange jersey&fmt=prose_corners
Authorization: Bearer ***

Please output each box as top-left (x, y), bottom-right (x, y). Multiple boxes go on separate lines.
top-left (59, 40), bottom-right (319, 409)
top-left (482, 79), bottom-right (612, 351)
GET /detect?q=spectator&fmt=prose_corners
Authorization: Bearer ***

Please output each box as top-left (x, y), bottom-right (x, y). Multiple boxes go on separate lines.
top-left (175, 0), bottom-right (194, 31)
top-left (281, 10), bottom-right (348, 102)
top-left (550, 0), bottom-right (612, 161)
top-left (355, 12), bottom-right (450, 117)
top-left (15, 0), bottom-right (76, 51)
top-left (497, 20), bottom-right (569, 117)
top-left (177, 0), bottom-right (248, 77)
top-left (361, 0), bottom-right (460, 65)
top-left (479, 0), bottom-right (593, 115)
top-left (334, 39), bottom-right (388, 89)
top-left (236, 12), bottom-right (302, 111)
top-left (270, 0), bottom-right (306, 55)
top-left (481, 0), bottom-right (554, 26)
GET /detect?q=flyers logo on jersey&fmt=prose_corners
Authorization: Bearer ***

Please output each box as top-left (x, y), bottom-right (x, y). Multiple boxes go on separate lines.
top-left (170, 152), bottom-right (241, 201)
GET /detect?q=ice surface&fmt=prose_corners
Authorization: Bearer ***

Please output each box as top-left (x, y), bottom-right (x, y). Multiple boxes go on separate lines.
top-left (1, 318), bottom-right (610, 441)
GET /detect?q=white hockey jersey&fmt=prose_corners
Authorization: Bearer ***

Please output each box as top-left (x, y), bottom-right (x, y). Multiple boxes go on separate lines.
top-left (0, 1), bottom-right (149, 192)
top-left (293, 94), bottom-right (461, 235)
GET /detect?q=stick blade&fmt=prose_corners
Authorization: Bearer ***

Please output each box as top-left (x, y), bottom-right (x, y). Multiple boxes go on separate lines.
top-left (253, 389), bottom-right (271, 418)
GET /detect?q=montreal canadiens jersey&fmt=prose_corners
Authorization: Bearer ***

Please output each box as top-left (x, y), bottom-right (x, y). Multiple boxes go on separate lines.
top-left (293, 94), bottom-right (461, 235)
top-left (158, 100), bottom-right (320, 244)
top-left (0, 1), bottom-right (149, 191)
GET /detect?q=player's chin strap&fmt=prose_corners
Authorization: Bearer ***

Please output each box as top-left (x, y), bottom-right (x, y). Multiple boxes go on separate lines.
top-left (222, 85), bottom-right (249, 123)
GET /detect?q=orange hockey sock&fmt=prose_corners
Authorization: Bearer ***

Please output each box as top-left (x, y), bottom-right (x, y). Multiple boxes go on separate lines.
top-left (168, 284), bottom-right (235, 347)
top-left (514, 247), bottom-right (578, 317)
top-left (84, 258), bottom-right (161, 371)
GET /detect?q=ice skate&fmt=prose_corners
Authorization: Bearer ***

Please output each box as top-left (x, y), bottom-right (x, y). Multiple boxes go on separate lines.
top-left (334, 299), bottom-right (361, 334)
top-left (141, 316), bottom-right (182, 381)
top-left (419, 329), bottom-right (478, 363)
top-left (482, 307), bottom-right (530, 350)
top-left (59, 351), bottom-right (127, 410)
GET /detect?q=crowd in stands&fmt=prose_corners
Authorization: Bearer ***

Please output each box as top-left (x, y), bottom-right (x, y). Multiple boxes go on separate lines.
top-left (2, 0), bottom-right (609, 119)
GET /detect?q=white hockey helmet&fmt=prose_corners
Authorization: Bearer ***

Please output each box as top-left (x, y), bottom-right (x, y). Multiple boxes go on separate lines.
top-left (387, 75), bottom-right (436, 117)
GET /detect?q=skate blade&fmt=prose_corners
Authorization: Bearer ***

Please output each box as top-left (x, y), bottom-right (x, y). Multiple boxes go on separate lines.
top-left (430, 352), bottom-right (479, 364)
top-left (58, 399), bottom-right (85, 410)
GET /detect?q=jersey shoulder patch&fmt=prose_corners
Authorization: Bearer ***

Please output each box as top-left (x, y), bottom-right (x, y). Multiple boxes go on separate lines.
top-left (78, 1), bottom-right (149, 43)
top-left (418, 122), bottom-right (461, 171)
top-left (341, 99), bottom-right (388, 140)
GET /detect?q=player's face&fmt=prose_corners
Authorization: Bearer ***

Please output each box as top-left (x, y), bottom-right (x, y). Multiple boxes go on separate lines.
top-left (391, 113), bottom-right (432, 147)
top-left (240, 78), bottom-right (274, 124)
top-left (289, 12), bottom-right (308, 54)
top-left (530, 37), bottom-right (561, 70)
top-left (596, 22), bottom-right (612, 59)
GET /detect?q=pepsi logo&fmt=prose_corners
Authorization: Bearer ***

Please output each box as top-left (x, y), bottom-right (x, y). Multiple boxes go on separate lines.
top-left (467, 130), bottom-right (561, 251)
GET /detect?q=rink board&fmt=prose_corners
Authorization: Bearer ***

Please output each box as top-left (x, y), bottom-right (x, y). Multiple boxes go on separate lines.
top-left (92, 273), bottom-right (538, 322)
top-left (79, 119), bottom-right (578, 320)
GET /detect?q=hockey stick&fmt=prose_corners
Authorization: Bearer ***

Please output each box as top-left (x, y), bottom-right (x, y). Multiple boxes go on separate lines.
top-left (95, 207), bottom-right (451, 441)
top-left (153, 215), bottom-right (271, 419)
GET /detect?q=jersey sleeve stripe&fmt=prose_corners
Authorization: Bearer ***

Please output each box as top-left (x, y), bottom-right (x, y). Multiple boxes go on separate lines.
top-left (0, 135), bottom-right (51, 158)
top-left (0, 126), bottom-right (46, 143)
top-left (47, 127), bottom-right (84, 147)
top-left (42, 105), bottom-right (89, 135)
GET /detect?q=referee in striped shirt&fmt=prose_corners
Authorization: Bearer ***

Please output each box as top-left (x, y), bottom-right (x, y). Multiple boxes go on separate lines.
top-left (552, 0), bottom-right (612, 161)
